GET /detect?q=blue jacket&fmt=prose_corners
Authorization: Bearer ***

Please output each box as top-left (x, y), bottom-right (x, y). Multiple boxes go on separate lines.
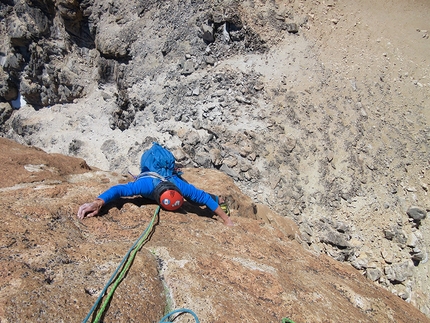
top-left (98, 175), bottom-right (219, 211)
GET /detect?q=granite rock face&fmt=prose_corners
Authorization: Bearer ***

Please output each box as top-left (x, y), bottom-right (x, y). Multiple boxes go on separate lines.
top-left (1, 138), bottom-right (430, 322)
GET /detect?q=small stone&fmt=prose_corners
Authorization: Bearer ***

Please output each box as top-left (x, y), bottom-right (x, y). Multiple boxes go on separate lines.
top-left (411, 247), bottom-right (427, 262)
top-left (239, 145), bottom-right (253, 157)
top-left (283, 137), bottom-right (296, 153)
top-left (407, 206), bottom-right (427, 221)
top-left (223, 156), bottom-right (238, 168)
top-left (181, 60), bottom-right (195, 75)
top-left (275, 13), bottom-right (285, 21)
top-left (219, 164), bottom-right (239, 179)
top-left (247, 152), bottom-right (257, 161)
top-left (201, 24), bottom-right (214, 43)
top-left (397, 285), bottom-right (411, 300)
top-left (384, 228), bottom-right (395, 240)
top-left (192, 87), bottom-right (200, 96)
top-left (351, 256), bottom-right (369, 270)
top-left (366, 268), bottom-right (382, 281)
top-left (235, 96), bottom-right (252, 104)
top-left (319, 229), bottom-right (350, 248)
top-left (381, 248), bottom-right (394, 264)
top-left (254, 82), bottom-right (264, 91)
top-left (407, 232), bottom-right (419, 248)
top-left (285, 23), bottom-right (299, 33)
top-left (384, 261), bottom-right (414, 283)
top-left (204, 56), bottom-right (216, 66)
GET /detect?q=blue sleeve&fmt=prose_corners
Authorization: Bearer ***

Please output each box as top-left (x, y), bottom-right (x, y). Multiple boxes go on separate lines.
top-left (98, 178), bottom-right (154, 204)
top-left (172, 177), bottom-right (219, 211)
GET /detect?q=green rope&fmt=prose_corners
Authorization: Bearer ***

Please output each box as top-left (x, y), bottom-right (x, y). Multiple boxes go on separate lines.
top-left (82, 206), bottom-right (296, 323)
top-left (82, 205), bottom-right (160, 323)
top-left (282, 318), bottom-right (296, 323)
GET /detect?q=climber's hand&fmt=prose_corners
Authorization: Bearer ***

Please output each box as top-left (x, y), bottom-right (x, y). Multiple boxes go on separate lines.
top-left (77, 199), bottom-right (104, 220)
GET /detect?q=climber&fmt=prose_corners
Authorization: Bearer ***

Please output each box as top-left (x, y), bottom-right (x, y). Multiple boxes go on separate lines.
top-left (77, 143), bottom-right (233, 226)
top-left (77, 176), bottom-right (233, 226)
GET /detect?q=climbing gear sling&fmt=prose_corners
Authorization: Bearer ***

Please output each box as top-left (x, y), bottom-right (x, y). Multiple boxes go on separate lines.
top-left (159, 308), bottom-right (200, 323)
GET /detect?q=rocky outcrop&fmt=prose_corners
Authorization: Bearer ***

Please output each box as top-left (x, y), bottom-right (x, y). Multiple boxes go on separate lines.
top-left (1, 138), bottom-right (430, 322)
top-left (0, 0), bottom-right (96, 107)
top-left (0, 0), bottom-right (268, 108)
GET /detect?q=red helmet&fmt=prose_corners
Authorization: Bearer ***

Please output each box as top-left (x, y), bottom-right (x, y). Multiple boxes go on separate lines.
top-left (154, 181), bottom-right (184, 211)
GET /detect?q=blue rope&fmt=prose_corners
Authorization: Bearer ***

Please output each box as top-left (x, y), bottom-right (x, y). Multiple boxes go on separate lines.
top-left (159, 308), bottom-right (200, 323)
